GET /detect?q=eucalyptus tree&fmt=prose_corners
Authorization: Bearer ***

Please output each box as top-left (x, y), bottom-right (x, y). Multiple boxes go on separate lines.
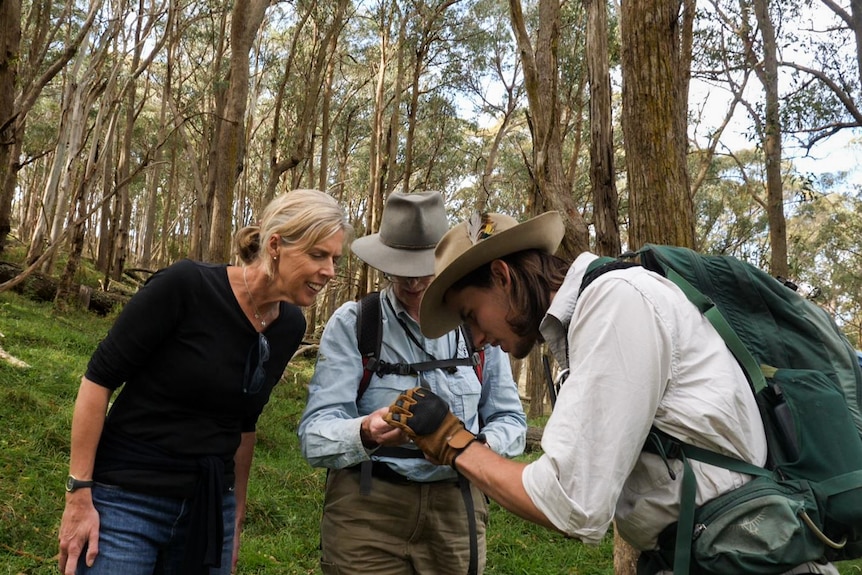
top-left (751, 0), bottom-right (788, 277)
top-left (693, 0), bottom-right (841, 277)
top-left (261, 0), bottom-right (353, 204)
top-left (620, 0), bottom-right (696, 250)
top-left (363, 0), bottom-right (405, 256)
top-left (25, 3), bottom-right (118, 270)
top-left (584, 0), bottom-right (620, 257)
top-left (617, 1), bottom-right (697, 565)
top-left (448, 0), bottom-right (525, 212)
top-left (153, 4), bottom-right (228, 263)
top-left (137, 0), bottom-right (182, 270)
top-left (0, 0), bottom-right (100, 255)
top-left (349, 0), bottom-right (482, 291)
top-left (508, 0), bottom-right (590, 259)
top-left (98, 0), bottom-right (172, 282)
top-left (786, 189), bottom-right (862, 349)
top-left (780, 0), bottom-right (862, 147)
top-left (693, 149), bottom-right (772, 259)
top-left (0, 0), bottom-right (20, 254)
top-left (206, 0), bottom-right (269, 263)
top-left (398, 0), bottom-right (462, 193)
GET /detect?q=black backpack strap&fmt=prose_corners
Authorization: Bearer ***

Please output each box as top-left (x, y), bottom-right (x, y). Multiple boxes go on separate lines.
top-left (579, 256), bottom-right (641, 296)
top-left (356, 292), bottom-right (486, 402)
top-left (356, 292), bottom-right (384, 401)
top-left (458, 472), bottom-right (479, 575)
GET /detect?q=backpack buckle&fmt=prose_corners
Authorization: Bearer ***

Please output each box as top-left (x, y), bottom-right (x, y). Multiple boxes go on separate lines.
top-left (394, 364), bottom-right (414, 376)
top-left (646, 430), bottom-right (679, 481)
top-left (366, 357), bottom-right (380, 374)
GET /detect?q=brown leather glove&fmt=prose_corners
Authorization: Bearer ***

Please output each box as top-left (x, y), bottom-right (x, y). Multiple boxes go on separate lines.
top-left (384, 387), bottom-right (476, 468)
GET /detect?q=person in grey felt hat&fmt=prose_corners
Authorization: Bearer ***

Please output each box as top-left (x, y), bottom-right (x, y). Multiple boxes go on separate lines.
top-left (298, 191), bottom-right (527, 575)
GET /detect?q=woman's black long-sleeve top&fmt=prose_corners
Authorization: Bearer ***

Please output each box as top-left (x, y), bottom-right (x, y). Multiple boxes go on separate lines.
top-left (85, 259), bottom-right (305, 497)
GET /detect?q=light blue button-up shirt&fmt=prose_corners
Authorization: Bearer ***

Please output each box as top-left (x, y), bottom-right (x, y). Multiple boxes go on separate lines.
top-left (298, 288), bottom-right (527, 482)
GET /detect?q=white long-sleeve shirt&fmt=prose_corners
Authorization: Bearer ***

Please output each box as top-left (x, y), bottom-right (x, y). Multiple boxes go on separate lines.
top-left (523, 252), bottom-right (768, 550)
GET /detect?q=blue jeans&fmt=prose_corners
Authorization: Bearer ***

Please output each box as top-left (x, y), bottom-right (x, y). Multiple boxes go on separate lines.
top-left (78, 483), bottom-right (236, 575)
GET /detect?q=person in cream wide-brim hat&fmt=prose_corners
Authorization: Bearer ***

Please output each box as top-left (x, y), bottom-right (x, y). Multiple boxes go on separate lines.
top-left (419, 211), bottom-right (566, 338)
top-left (385, 207), bottom-right (837, 575)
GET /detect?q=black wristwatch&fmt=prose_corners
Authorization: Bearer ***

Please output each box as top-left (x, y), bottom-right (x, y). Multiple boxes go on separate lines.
top-left (65, 475), bottom-right (94, 493)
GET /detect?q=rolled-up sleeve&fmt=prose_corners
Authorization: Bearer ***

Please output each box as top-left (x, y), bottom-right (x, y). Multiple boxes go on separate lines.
top-left (297, 303), bottom-right (370, 469)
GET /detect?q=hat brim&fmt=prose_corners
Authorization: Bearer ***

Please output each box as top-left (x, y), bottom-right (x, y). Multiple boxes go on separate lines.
top-left (419, 212), bottom-right (565, 338)
top-left (351, 234), bottom-right (437, 277)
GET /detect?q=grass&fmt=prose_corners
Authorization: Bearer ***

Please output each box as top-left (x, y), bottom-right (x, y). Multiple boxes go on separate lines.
top-left (0, 288), bottom-right (860, 574)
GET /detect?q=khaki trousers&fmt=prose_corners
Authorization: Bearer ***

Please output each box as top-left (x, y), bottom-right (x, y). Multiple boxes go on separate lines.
top-left (319, 467), bottom-right (488, 575)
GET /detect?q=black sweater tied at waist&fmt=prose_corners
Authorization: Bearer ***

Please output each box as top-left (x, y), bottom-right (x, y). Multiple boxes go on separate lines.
top-left (94, 429), bottom-right (230, 574)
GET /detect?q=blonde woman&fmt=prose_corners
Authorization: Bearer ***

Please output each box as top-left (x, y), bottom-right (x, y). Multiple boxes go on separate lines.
top-left (59, 189), bottom-right (351, 575)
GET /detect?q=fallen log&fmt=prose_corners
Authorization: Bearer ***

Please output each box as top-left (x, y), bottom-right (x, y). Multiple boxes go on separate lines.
top-left (0, 262), bottom-right (129, 315)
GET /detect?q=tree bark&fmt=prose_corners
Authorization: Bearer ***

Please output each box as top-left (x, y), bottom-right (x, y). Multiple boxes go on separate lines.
top-left (0, 0), bottom-right (21, 253)
top-left (613, 530), bottom-right (639, 575)
top-left (752, 0), bottom-right (787, 278)
top-left (621, 0), bottom-right (695, 250)
top-left (208, 0), bottom-right (269, 263)
top-left (617, 1), bottom-right (696, 570)
top-left (509, 0), bottom-right (590, 260)
top-left (585, 0), bottom-right (620, 257)
top-left (382, 9), bottom-right (407, 198)
top-left (526, 345), bottom-right (546, 419)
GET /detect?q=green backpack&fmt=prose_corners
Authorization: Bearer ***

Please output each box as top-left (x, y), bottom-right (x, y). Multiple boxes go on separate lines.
top-left (583, 244), bottom-right (862, 575)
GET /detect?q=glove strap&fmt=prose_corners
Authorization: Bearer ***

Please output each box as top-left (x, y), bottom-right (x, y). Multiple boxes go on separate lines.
top-left (447, 427), bottom-right (477, 450)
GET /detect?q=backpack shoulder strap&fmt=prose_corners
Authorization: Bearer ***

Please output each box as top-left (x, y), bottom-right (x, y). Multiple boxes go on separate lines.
top-left (355, 292), bottom-right (486, 401)
top-left (637, 244), bottom-right (767, 394)
top-left (578, 256), bottom-right (640, 295)
top-left (356, 291), bottom-right (383, 401)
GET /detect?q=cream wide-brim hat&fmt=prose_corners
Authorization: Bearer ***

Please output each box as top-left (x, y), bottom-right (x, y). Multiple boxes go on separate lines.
top-left (419, 211), bottom-right (565, 338)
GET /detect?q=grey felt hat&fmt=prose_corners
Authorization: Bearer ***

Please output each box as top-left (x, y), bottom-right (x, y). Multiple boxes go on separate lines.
top-left (351, 191), bottom-right (449, 277)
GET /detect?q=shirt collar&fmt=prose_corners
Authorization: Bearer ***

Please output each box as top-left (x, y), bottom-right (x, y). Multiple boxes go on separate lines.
top-left (382, 286), bottom-right (419, 327)
top-left (540, 252), bottom-right (600, 369)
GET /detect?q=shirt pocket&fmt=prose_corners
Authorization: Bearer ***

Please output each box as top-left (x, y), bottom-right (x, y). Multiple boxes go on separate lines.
top-left (358, 372), bottom-right (423, 413)
top-left (425, 366), bottom-right (481, 425)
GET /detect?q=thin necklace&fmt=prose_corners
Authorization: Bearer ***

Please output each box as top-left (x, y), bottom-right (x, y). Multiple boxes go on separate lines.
top-left (243, 266), bottom-right (269, 328)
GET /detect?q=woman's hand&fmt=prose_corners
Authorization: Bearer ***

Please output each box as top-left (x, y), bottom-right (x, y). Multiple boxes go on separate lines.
top-left (58, 491), bottom-right (100, 575)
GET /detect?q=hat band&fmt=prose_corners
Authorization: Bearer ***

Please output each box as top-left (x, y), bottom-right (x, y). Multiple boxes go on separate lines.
top-left (382, 241), bottom-right (437, 250)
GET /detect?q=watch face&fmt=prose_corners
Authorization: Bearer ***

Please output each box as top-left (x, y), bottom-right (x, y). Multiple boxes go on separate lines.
top-left (66, 475), bottom-right (92, 492)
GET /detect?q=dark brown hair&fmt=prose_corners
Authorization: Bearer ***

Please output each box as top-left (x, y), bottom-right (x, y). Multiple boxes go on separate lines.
top-left (450, 249), bottom-right (571, 337)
